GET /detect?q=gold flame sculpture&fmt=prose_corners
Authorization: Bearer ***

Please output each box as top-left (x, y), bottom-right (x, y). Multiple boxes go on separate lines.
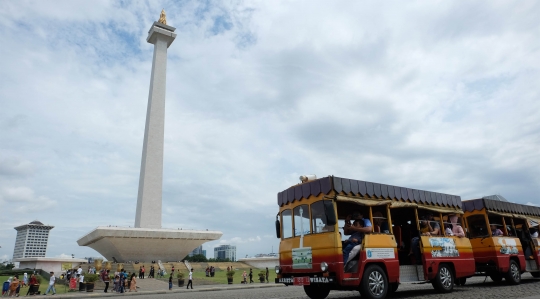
top-left (158, 9), bottom-right (167, 25)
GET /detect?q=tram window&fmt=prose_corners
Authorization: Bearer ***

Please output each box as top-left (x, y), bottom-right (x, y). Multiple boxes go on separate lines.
top-left (281, 209), bottom-right (293, 239)
top-left (311, 201), bottom-right (335, 234)
top-left (294, 205), bottom-right (311, 237)
top-left (488, 215), bottom-right (505, 236)
top-left (467, 215), bottom-right (489, 238)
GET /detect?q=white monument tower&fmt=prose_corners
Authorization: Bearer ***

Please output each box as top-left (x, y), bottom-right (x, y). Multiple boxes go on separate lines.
top-left (78, 10), bottom-right (222, 262)
top-left (134, 10), bottom-right (177, 229)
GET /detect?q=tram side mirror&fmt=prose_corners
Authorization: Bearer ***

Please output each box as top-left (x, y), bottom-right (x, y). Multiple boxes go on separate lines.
top-left (275, 219), bottom-right (281, 239)
top-left (323, 200), bottom-right (337, 226)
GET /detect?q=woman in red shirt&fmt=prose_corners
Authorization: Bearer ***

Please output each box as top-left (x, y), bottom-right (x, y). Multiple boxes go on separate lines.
top-left (26, 274), bottom-right (38, 296)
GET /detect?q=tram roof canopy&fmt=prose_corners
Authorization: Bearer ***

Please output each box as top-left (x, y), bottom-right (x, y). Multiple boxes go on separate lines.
top-left (277, 176), bottom-right (462, 209)
top-left (463, 197), bottom-right (540, 217)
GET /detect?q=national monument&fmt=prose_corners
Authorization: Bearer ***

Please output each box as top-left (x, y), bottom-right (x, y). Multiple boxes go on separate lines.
top-left (77, 10), bottom-right (222, 262)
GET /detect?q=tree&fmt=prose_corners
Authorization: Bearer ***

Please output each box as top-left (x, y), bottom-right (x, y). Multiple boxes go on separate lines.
top-left (184, 254), bottom-right (208, 262)
top-left (0, 263), bottom-right (15, 270)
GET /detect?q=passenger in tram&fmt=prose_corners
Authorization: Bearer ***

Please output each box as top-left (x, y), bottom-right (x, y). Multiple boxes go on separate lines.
top-left (491, 224), bottom-right (504, 236)
top-left (372, 211), bottom-right (389, 233)
top-left (449, 214), bottom-right (465, 237)
top-left (343, 220), bottom-right (364, 264)
top-left (343, 212), bottom-right (372, 264)
top-left (445, 224), bottom-right (453, 236)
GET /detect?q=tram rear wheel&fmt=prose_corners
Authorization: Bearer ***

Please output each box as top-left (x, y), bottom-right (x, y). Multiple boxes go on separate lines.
top-left (431, 264), bottom-right (454, 293)
top-left (504, 260), bottom-right (521, 285)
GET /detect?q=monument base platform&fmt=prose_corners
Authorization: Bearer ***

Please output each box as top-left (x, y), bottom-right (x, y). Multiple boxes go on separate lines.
top-left (77, 226), bottom-right (222, 262)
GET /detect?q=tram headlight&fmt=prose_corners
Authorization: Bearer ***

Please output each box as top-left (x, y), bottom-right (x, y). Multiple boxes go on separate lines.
top-left (320, 262), bottom-right (328, 272)
top-left (275, 266), bottom-right (281, 274)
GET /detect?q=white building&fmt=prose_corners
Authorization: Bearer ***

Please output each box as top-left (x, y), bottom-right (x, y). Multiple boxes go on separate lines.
top-left (214, 245), bottom-right (236, 261)
top-left (13, 220), bottom-right (54, 259)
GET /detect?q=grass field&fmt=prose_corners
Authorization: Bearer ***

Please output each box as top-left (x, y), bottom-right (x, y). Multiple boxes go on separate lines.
top-left (156, 268), bottom-right (275, 285)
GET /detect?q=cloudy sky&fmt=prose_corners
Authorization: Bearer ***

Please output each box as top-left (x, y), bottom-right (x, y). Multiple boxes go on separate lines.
top-left (1, 0), bottom-right (539, 262)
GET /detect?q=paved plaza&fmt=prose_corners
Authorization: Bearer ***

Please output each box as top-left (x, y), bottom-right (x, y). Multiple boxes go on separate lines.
top-left (33, 274), bottom-right (540, 299)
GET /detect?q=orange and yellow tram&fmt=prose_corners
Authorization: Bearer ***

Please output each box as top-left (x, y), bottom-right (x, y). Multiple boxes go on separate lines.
top-left (274, 176), bottom-right (475, 299)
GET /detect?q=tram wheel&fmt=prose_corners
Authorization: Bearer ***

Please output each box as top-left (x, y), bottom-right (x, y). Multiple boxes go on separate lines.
top-left (504, 260), bottom-right (521, 285)
top-left (360, 264), bottom-right (388, 299)
top-left (303, 285), bottom-right (330, 299)
top-left (531, 272), bottom-right (540, 278)
top-left (431, 264), bottom-right (454, 293)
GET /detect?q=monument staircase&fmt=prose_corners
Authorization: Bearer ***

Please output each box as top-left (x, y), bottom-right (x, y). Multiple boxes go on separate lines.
top-left (184, 260), bottom-right (192, 271)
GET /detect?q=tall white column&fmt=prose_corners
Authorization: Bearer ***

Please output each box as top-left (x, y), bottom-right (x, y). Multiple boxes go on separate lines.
top-left (135, 22), bottom-right (176, 229)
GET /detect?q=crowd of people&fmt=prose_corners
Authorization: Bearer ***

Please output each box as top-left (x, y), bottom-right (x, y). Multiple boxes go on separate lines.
top-left (1, 262), bottom-right (271, 295)
top-left (204, 266), bottom-right (216, 277)
top-left (2, 272), bottom-right (56, 296)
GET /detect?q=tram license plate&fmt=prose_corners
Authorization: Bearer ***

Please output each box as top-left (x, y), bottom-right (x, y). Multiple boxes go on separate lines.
top-left (293, 276), bottom-right (310, 286)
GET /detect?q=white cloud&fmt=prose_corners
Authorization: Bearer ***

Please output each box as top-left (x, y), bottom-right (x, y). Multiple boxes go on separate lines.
top-left (0, 187), bottom-right (56, 213)
top-left (526, 202), bottom-right (539, 207)
top-left (55, 253), bottom-right (72, 259)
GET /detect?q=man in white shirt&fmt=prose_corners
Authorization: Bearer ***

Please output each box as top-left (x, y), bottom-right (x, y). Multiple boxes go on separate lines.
top-left (77, 266), bottom-right (82, 277)
top-left (44, 272), bottom-right (56, 295)
top-left (186, 269), bottom-right (193, 289)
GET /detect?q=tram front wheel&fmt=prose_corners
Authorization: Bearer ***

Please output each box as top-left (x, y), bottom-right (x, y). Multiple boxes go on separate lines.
top-left (360, 264), bottom-right (388, 299)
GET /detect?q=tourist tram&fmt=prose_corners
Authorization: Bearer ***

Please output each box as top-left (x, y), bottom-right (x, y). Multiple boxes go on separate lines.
top-left (274, 175), bottom-right (476, 299)
top-left (462, 196), bottom-right (540, 283)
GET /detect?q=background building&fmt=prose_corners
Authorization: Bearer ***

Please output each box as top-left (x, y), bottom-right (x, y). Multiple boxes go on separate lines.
top-left (188, 245), bottom-right (206, 257)
top-left (12, 220), bottom-right (54, 259)
top-left (214, 244), bottom-right (236, 261)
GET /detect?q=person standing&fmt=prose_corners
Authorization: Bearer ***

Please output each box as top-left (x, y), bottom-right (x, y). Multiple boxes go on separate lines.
top-left (69, 274), bottom-right (77, 291)
top-left (265, 267), bottom-right (269, 283)
top-left (141, 266), bottom-right (145, 279)
top-left (22, 273), bottom-right (28, 287)
top-left (26, 274), bottom-right (38, 295)
top-left (119, 270), bottom-right (125, 293)
top-left (186, 268), bottom-right (193, 289)
top-left (242, 271), bottom-right (247, 284)
top-left (249, 268), bottom-right (253, 283)
top-left (77, 266), bottom-right (83, 277)
top-left (44, 272), bottom-right (56, 295)
top-left (103, 270), bottom-right (110, 293)
top-left (9, 275), bottom-right (19, 297)
top-left (129, 273), bottom-right (137, 292)
top-left (168, 276), bottom-right (172, 290)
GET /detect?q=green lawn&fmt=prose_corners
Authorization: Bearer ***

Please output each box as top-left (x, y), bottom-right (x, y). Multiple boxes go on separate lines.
top-left (0, 275), bottom-right (71, 295)
top-left (157, 268), bottom-right (276, 285)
